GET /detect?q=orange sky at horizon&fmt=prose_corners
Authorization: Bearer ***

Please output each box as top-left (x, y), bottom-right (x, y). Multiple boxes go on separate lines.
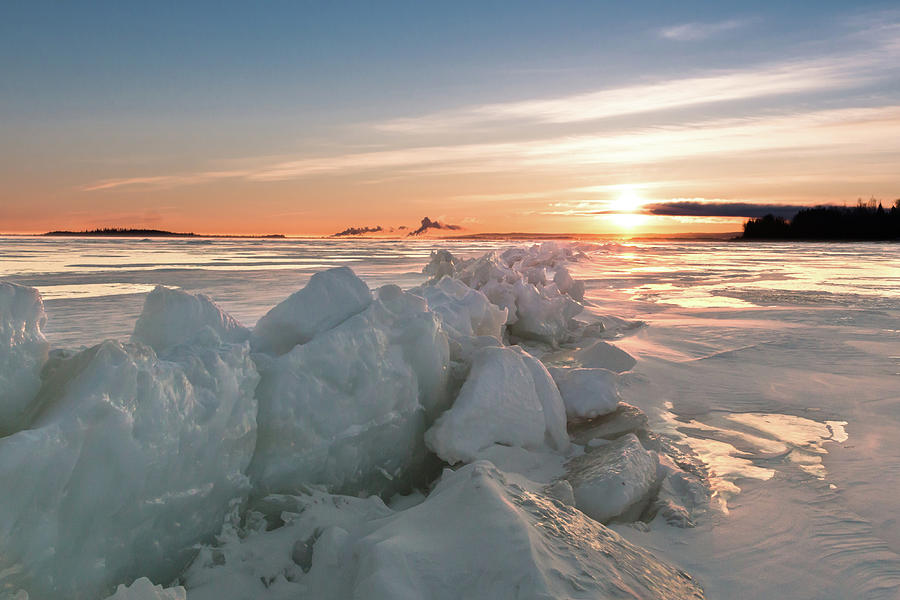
top-left (3, 5), bottom-right (899, 237)
top-left (2, 168), bottom-right (891, 236)
top-left (6, 102), bottom-right (898, 236)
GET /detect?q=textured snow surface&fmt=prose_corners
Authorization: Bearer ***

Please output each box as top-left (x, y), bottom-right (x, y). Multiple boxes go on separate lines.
top-left (566, 433), bottom-right (661, 523)
top-left (571, 339), bottom-right (636, 372)
top-left (0, 282), bottom-right (49, 435)
top-left (569, 402), bottom-right (650, 444)
top-left (184, 462), bottom-right (704, 600)
top-left (103, 578), bottom-right (186, 600)
top-left (7, 236), bottom-right (898, 599)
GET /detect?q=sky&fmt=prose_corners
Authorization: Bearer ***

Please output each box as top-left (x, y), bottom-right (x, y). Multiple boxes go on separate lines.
top-left (2, 1), bottom-right (899, 236)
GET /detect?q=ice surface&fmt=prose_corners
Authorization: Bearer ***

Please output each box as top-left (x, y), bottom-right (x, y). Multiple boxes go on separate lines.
top-left (425, 345), bottom-right (567, 464)
top-left (499, 242), bottom-right (590, 272)
top-left (0, 294), bottom-right (258, 598)
top-left (552, 265), bottom-right (585, 302)
top-left (565, 433), bottom-right (660, 523)
top-left (0, 282), bottom-right (49, 435)
top-left (249, 283), bottom-right (449, 496)
top-left (549, 366), bottom-right (620, 419)
top-left (545, 478), bottom-right (576, 506)
top-left (103, 578), bottom-right (186, 600)
top-left (184, 461), bottom-right (705, 600)
top-left (569, 402), bottom-right (650, 443)
top-left (410, 276), bottom-right (507, 344)
top-left (516, 347), bottom-right (570, 453)
top-left (507, 279), bottom-right (583, 345)
top-left (421, 248), bottom-right (457, 280)
top-left (250, 267), bottom-right (372, 355)
top-left (421, 244), bottom-right (586, 346)
top-left (5, 236), bottom-right (897, 598)
top-left (0, 244), bottom-right (720, 599)
top-left (571, 339), bottom-right (636, 372)
top-left (472, 443), bottom-right (569, 486)
top-left (132, 285), bottom-right (249, 352)
top-left (651, 461), bottom-right (710, 528)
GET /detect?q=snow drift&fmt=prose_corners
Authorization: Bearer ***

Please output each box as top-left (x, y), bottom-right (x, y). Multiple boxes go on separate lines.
top-left (183, 462), bottom-right (704, 600)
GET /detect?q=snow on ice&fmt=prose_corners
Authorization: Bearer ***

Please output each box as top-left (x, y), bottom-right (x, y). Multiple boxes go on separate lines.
top-left (0, 287), bottom-right (258, 599)
top-left (0, 282), bottom-right (49, 436)
top-left (424, 345), bottom-right (568, 464)
top-left (181, 462), bottom-right (703, 600)
top-left (132, 285), bottom-right (250, 352)
top-left (250, 266), bottom-right (371, 355)
top-left (0, 243), bottom-right (708, 599)
top-left (103, 579), bottom-right (185, 600)
top-left (249, 279), bottom-right (450, 497)
top-left (549, 366), bottom-right (620, 419)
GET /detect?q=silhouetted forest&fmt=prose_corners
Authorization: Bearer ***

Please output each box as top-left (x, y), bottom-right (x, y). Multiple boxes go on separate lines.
top-left (742, 199), bottom-right (900, 240)
top-left (43, 228), bottom-right (285, 238)
top-left (45, 228), bottom-right (196, 237)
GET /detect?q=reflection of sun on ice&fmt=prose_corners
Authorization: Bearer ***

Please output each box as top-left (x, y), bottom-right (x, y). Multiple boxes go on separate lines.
top-left (606, 187), bottom-right (649, 229)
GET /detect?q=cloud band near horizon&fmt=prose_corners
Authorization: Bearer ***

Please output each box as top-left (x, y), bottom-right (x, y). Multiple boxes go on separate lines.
top-left (641, 201), bottom-right (833, 218)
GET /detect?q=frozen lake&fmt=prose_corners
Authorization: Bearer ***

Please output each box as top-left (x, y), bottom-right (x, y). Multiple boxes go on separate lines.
top-left (2, 236), bottom-right (899, 598)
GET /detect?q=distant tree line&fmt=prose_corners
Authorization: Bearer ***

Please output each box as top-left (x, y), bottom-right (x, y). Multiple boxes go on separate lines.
top-left (44, 228), bottom-right (196, 237)
top-left (742, 198), bottom-right (900, 240)
top-left (43, 228), bottom-right (286, 238)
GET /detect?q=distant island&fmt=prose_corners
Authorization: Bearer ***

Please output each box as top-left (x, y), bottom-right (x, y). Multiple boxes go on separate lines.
top-left (43, 228), bottom-right (285, 239)
top-left (742, 199), bottom-right (899, 241)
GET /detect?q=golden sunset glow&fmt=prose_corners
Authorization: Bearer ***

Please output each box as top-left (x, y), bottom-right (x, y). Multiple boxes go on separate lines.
top-left (607, 187), bottom-right (651, 230)
top-left (1, 4), bottom-right (898, 237)
top-left (2, 6), bottom-right (898, 600)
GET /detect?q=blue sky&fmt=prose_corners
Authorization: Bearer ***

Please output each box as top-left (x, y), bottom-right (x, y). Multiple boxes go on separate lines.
top-left (2, 1), bottom-right (899, 234)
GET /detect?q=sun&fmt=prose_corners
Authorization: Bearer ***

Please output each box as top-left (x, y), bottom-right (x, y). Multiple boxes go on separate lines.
top-left (610, 188), bottom-right (642, 213)
top-left (607, 187), bottom-right (649, 229)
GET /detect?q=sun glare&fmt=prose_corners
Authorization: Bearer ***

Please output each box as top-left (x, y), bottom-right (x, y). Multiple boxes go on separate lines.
top-left (610, 188), bottom-right (642, 212)
top-left (608, 187), bottom-right (649, 229)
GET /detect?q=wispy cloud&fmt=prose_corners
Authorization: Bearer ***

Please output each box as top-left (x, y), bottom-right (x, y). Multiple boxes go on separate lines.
top-left (449, 184), bottom-right (671, 205)
top-left (82, 105), bottom-right (900, 192)
top-left (659, 19), bottom-right (754, 42)
top-left (80, 143), bottom-right (529, 191)
top-left (457, 170), bottom-right (897, 208)
top-left (79, 13), bottom-right (900, 198)
top-left (373, 25), bottom-right (898, 134)
top-left (374, 60), bottom-right (856, 133)
top-left (82, 171), bottom-right (248, 191)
